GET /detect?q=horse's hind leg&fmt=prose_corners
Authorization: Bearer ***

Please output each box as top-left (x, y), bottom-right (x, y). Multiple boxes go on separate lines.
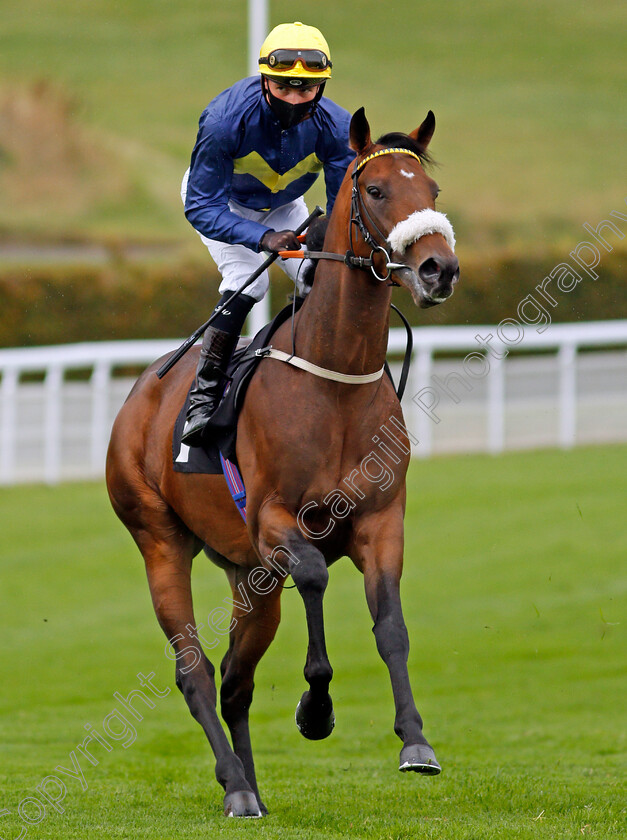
top-left (257, 505), bottom-right (335, 741)
top-left (117, 496), bottom-right (262, 817)
top-left (219, 566), bottom-right (283, 815)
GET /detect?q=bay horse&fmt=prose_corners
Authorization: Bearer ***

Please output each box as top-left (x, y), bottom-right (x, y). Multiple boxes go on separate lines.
top-left (106, 107), bottom-right (459, 818)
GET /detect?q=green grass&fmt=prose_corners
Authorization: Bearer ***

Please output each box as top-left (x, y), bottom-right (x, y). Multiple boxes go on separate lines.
top-left (0, 445), bottom-right (625, 838)
top-left (0, 0), bottom-right (625, 249)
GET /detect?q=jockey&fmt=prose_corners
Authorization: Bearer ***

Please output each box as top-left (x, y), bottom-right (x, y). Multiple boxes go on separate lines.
top-left (181, 21), bottom-right (355, 446)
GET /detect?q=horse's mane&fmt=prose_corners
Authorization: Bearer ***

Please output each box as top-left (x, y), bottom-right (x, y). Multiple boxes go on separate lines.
top-left (376, 132), bottom-right (434, 168)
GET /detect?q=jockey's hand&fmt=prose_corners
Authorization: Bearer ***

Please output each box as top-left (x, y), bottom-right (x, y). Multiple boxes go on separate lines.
top-left (260, 230), bottom-right (300, 254)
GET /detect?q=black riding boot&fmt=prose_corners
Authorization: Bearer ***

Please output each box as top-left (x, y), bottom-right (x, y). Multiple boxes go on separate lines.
top-left (181, 292), bottom-right (256, 447)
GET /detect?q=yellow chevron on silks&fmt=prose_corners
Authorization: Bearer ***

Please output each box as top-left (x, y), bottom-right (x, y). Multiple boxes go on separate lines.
top-left (233, 151), bottom-right (323, 193)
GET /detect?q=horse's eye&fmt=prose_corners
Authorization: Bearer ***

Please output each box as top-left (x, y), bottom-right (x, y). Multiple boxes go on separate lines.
top-left (366, 185), bottom-right (384, 200)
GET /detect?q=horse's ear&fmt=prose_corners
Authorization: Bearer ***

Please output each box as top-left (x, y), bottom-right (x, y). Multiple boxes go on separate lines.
top-left (349, 107), bottom-right (372, 154)
top-left (409, 110), bottom-right (436, 151)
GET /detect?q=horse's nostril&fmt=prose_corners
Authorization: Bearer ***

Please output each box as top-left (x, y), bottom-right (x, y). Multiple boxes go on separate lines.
top-left (447, 256), bottom-right (460, 282)
top-left (418, 258), bottom-right (441, 287)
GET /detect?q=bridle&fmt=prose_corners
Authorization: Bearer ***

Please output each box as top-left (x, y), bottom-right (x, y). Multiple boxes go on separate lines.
top-left (348, 147), bottom-right (424, 282)
top-left (301, 147), bottom-right (425, 284)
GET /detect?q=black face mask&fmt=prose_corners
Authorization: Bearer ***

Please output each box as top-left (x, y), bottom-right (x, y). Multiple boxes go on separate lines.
top-left (266, 89), bottom-right (313, 129)
top-left (263, 80), bottom-right (326, 130)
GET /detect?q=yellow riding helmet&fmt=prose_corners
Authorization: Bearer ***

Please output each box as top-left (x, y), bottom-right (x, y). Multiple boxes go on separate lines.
top-left (258, 21), bottom-right (332, 82)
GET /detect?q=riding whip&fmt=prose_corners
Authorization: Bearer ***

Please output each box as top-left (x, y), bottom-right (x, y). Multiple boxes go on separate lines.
top-left (156, 206), bottom-right (324, 379)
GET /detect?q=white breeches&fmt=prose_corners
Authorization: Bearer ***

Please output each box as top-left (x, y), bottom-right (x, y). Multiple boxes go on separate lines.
top-left (181, 169), bottom-right (310, 301)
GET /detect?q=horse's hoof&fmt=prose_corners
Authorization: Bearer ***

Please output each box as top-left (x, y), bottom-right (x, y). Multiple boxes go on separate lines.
top-left (399, 743), bottom-right (442, 775)
top-left (295, 697), bottom-right (335, 740)
top-left (223, 790), bottom-right (263, 818)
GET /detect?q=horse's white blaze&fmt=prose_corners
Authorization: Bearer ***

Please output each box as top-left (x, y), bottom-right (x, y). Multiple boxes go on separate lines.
top-left (388, 209), bottom-right (456, 254)
top-left (400, 169), bottom-right (415, 180)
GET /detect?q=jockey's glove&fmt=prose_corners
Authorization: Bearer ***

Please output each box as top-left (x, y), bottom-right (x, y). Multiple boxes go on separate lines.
top-left (260, 230), bottom-right (300, 253)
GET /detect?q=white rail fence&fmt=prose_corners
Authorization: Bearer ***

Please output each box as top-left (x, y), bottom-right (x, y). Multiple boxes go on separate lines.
top-left (0, 321), bottom-right (626, 485)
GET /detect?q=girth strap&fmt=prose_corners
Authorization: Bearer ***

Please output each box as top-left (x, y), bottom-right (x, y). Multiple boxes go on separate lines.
top-left (254, 346), bottom-right (385, 385)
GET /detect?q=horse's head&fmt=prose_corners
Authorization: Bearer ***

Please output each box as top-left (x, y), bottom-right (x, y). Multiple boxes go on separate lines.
top-left (349, 108), bottom-right (459, 308)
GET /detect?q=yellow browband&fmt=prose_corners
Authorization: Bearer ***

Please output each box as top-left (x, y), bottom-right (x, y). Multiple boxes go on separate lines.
top-left (354, 147), bottom-right (422, 173)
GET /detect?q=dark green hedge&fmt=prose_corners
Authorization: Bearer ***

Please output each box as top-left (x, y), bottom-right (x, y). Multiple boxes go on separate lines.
top-left (1, 261), bottom-right (218, 347)
top-left (2, 248), bottom-right (625, 348)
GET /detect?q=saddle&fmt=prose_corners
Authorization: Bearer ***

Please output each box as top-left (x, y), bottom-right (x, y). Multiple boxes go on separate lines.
top-left (172, 298), bottom-right (305, 476)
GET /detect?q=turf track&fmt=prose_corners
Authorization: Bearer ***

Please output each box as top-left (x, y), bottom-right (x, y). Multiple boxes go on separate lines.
top-left (0, 445), bottom-right (625, 838)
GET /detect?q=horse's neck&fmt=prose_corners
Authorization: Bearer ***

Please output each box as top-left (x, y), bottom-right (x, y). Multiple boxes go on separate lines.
top-left (296, 232), bottom-right (392, 375)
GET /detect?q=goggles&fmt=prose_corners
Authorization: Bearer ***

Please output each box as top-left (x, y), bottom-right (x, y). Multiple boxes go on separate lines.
top-left (259, 48), bottom-right (332, 73)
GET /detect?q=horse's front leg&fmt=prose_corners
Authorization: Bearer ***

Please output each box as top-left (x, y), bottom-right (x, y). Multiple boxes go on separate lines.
top-left (354, 507), bottom-right (441, 775)
top-left (257, 503), bottom-right (335, 741)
